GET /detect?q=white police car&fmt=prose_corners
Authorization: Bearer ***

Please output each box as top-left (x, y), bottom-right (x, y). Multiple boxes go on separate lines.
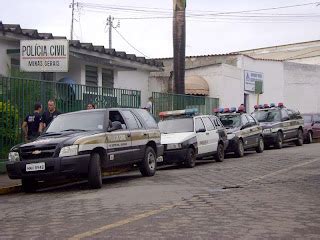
top-left (158, 109), bottom-right (228, 168)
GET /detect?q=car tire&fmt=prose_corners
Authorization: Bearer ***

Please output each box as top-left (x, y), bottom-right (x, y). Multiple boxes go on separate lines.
top-left (235, 139), bottom-right (245, 158)
top-left (88, 153), bottom-right (102, 189)
top-left (306, 131), bottom-right (313, 144)
top-left (256, 136), bottom-right (264, 153)
top-left (139, 146), bottom-right (157, 177)
top-left (274, 131), bottom-right (283, 149)
top-left (295, 129), bottom-right (304, 146)
top-left (185, 147), bottom-right (196, 168)
top-left (21, 178), bottom-right (37, 193)
top-left (215, 143), bottom-right (224, 162)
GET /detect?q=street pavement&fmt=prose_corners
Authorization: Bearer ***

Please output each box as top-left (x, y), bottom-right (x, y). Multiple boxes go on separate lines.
top-left (0, 143), bottom-right (320, 239)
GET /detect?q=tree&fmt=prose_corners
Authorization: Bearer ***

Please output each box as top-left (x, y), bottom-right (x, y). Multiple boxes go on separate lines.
top-left (173, 0), bottom-right (186, 94)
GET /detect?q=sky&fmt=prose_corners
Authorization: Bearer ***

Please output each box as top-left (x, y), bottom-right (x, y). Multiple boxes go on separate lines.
top-left (1, 0), bottom-right (320, 58)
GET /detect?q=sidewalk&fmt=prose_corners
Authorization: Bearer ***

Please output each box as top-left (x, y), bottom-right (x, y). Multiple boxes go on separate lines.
top-left (0, 174), bottom-right (21, 194)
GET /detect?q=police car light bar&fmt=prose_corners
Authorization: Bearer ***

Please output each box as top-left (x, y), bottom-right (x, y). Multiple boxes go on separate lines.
top-left (238, 106), bottom-right (245, 112)
top-left (278, 102), bottom-right (284, 108)
top-left (159, 108), bottom-right (198, 117)
top-left (264, 103), bottom-right (270, 108)
top-left (219, 108), bottom-right (224, 113)
top-left (230, 107), bottom-right (237, 112)
top-left (254, 105), bottom-right (259, 109)
top-left (270, 103), bottom-right (276, 108)
top-left (224, 108), bottom-right (230, 113)
top-left (213, 108), bottom-right (219, 113)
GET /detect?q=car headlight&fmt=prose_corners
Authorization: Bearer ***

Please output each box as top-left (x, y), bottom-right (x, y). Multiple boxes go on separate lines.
top-left (8, 152), bottom-right (20, 162)
top-left (263, 129), bottom-right (272, 134)
top-left (166, 143), bottom-right (182, 150)
top-left (227, 133), bottom-right (236, 140)
top-left (59, 145), bottom-right (79, 157)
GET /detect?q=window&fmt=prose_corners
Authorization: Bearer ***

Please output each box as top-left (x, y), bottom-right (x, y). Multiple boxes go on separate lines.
top-left (135, 109), bottom-right (158, 128)
top-left (122, 110), bottom-right (141, 129)
top-left (109, 110), bottom-right (126, 130)
top-left (202, 117), bottom-right (214, 131)
top-left (302, 115), bottom-right (312, 123)
top-left (195, 118), bottom-right (205, 132)
top-left (241, 115), bottom-right (249, 125)
top-left (281, 109), bottom-right (289, 120)
top-left (86, 65), bottom-right (98, 86)
top-left (247, 115), bottom-right (256, 125)
top-left (102, 69), bottom-right (114, 89)
top-left (158, 118), bottom-right (194, 133)
top-left (314, 114), bottom-right (320, 123)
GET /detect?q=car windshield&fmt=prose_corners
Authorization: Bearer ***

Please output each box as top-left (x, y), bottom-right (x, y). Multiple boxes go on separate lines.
top-left (302, 115), bottom-right (312, 123)
top-left (46, 111), bottom-right (105, 133)
top-left (252, 109), bottom-right (281, 122)
top-left (158, 118), bottom-right (194, 133)
top-left (219, 114), bottom-right (241, 128)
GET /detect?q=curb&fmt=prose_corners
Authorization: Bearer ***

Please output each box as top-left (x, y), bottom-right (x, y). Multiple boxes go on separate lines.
top-left (0, 185), bottom-right (22, 195)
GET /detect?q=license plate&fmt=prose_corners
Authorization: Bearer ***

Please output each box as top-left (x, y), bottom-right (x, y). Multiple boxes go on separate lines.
top-left (26, 162), bottom-right (45, 172)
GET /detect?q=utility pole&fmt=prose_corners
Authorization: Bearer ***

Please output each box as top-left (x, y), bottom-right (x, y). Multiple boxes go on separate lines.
top-left (70, 0), bottom-right (75, 40)
top-left (173, 0), bottom-right (186, 94)
top-left (106, 15), bottom-right (120, 49)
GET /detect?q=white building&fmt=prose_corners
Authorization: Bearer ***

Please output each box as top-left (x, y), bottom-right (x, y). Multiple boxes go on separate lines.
top-left (150, 52), bottom-right (320, 114)
top-left (0, 22), bottom-right (162, 106)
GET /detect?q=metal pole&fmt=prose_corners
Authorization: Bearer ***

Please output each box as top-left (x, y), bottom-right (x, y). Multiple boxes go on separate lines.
top-left (108, 15), bottom-right (112, 49)
top-left (70, 0), bottom-right (75, 40)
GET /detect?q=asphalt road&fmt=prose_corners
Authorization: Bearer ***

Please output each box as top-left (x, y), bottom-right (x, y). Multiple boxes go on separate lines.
top-left (1, 143), bottom-right (320, 239)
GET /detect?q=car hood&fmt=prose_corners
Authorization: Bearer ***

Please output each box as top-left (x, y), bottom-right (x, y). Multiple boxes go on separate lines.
top-left (161, 132), bottom-right (196, 144)
top-left (17, 131), bottom-right (101, 149)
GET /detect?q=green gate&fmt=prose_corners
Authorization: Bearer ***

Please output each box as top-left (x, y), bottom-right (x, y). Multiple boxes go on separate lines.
top-left (0, 77), bottom-right (141, 172)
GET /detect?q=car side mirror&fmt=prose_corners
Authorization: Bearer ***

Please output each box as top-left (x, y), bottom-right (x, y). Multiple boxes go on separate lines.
top-left (196, 128), bottom-right (206, 133)
top-left (108, 121), bottom-right (122, 132)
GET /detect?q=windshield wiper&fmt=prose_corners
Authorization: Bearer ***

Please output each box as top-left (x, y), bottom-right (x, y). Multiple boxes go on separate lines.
top-left (61, 129), bottom-right (87, 132)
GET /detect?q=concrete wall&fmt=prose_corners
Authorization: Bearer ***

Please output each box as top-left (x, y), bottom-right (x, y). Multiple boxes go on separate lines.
top-left (284, 62), bottom-right (320, 113)
top-left (115, 70), bottom-right (150, 108)
top-left (289, 56), bottom-right (320, 65)
top-left (0, 38), bottom-right (19, 76)
top-left (184, 63), bottom-right (243, 108)
top-left (238, 56), bottom-right (285, 112)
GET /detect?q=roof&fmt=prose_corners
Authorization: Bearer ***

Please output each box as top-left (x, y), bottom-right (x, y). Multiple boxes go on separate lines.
top-left (154, 53), bottom-right (239, 60)
top-left (185, 75), bottom-right (209, 96)
top-left (0, 21), bottom-right (163, 68)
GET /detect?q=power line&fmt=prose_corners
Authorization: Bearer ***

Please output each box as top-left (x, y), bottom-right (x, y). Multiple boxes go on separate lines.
top-left (113, 27), bottom-right (149, 58)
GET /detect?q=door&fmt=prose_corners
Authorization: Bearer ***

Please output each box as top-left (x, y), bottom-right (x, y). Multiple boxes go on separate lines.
top-left (313, 114), bottom-right (320, 138)
top-left (122, 110), bottom-right (147, 161)
top-left (246, 114), bottom-right (261, 147)
top-left (106, 110), bottom-right (132, 166)
top-left (240, 114), bottom-right (251, 147)
top-left (194, 117), bottom-right (209, 155)
top-left (280, 109), bottom-right (294, 140)
top-left (202, 117), bottom-right (219, 153)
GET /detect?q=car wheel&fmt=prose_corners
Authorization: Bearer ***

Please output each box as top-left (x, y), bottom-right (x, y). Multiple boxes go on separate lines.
top-left (274, 131), bottom-right (283, 149)
top-left (295, 129), bottom-right (304, 146)
top-left (185, 147), bottom-right (196, 168)
top-left (256, 136), bottom-right (264, 153)
top-left (139, 146), bottom-right (157, 177)
top-left (306, 131), bottom-right (313, 144)
top-left (22, 178), bottom-right (37, 193)
top-left (235, 139), bottom-right (245, 157)
top-left (88, 153), bottom-right (102, 189)
top-left (215, 143), bottom-right (224, 162)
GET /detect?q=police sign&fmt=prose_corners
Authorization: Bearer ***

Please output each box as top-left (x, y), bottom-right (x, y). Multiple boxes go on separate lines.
top-left (244, 70), bottom-right (264, 92)
top-left (20, 39), bottom-right (69, 72)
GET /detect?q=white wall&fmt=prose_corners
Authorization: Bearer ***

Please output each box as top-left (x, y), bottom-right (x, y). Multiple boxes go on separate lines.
top-left (284, 62), bottom-right (320, 113)
top-left (238, 56), bottom-right (284, 112)
top-left (115, 70), bottom-right (150, 108)
top-left (185, 64), bottom-right (243, 108)
top-left (0, 38), bottom-right (19, 76)
top-left (55, 56), bottom-right (82, 84)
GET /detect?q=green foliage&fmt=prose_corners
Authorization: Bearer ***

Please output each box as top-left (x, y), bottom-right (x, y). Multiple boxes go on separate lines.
top-left (0, 101), bottom-right (20, 159)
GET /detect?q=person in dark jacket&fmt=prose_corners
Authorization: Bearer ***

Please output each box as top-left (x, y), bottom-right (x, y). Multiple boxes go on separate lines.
top-left (40, 99), bottom-right (61, 132)
top-left (22, 102), bottom-right (43, 142)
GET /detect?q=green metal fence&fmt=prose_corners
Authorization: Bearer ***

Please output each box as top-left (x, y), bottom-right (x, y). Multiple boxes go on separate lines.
top-left (152, 92), bottom-right (219, 120)
top-left (0, 76), bottom-right (141, 172)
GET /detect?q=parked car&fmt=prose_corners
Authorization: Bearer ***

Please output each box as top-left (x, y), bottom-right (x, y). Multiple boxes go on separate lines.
top-left (252, 103), bottom-right (304, 149)
top-left (218, 107), bottom-right (264, 157)
top-left (6, 108), bottom-right (163, 192)
top-left (302, 113), bottom-right (320, 143)
top-left (158, 109), bottom-right (228, 167)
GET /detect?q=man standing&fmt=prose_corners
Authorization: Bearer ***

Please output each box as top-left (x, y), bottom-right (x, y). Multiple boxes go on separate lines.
top-left (40, 99), bottom-right (61, 132)
top-left (145, 97), bottom-right (153, 114)
top-left (22, 102), bottom-right (43, 142)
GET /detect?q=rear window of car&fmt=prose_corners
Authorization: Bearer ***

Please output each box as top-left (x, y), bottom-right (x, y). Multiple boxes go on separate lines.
top-left (302, 115), bottom-right (312, 123)
top-left (135, 109), bottom-right (158, 128)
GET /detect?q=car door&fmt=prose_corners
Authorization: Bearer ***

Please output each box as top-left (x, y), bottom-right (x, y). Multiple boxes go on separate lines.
top-left (194, 117), bottom-right (209, 155)
top-left (246, 114), bottom-right (261, 147)
top-left (280, 109), bottom-right (293, 140)
top-left (201, 116), bottom-right (219, 153)
top-left (106, 110), bottom-right (132, 166)
top-left (121, 110), bottom-right (147, 161)
top-left (313, 114), bottom-right (320, 138)
top-left (240, 114), bottom-right (251, 147)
